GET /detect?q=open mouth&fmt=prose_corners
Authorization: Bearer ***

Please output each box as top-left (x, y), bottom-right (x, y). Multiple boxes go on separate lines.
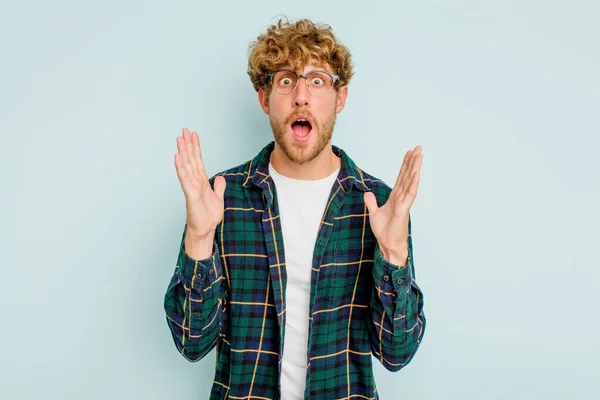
top-left (291, 117), bottom-right (313, 140)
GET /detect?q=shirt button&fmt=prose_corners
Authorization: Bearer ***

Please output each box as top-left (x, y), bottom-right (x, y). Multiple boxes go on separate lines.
top-left (209, 269), bottom-right (214, 275)
top-left (193, 312), bottom-right (200, 317)
top-left (195, 273), bottom-right (202, 280)
top-left (396, 279), bottom-right (404, 285)
top-left (383, 275), bottom-right (390, 282)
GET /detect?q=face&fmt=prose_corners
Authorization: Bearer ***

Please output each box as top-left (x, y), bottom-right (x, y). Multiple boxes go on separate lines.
top-left (258, 62), bottom-right (348, 165)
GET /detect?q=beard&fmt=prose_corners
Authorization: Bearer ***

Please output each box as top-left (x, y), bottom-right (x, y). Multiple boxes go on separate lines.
top-left (269, 107), bottom-right (336, 165)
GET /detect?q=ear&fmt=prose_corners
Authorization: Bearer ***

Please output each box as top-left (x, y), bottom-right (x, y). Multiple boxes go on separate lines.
top-left (258, 89), bottom-right (270, 114)
top-left (335, 85), bottom-right (348, 114)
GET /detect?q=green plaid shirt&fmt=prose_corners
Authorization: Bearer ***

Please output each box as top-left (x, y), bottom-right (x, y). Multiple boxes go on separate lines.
top-left (164, 141), bottom-right (426, 399)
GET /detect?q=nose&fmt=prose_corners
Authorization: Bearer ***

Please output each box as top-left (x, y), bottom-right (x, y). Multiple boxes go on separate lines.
top-left (293, 77), bottom-right (310, 107)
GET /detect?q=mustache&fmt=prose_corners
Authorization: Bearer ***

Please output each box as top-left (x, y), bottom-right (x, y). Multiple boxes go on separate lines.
top-left (284, 109), bottom-right (316, 126)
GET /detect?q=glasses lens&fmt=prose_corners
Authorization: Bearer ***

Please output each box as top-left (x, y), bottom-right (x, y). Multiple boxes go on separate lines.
top-left (272, 71), bottom-right (297, 94)
top-left (306, 71), bottom-right (333, 95)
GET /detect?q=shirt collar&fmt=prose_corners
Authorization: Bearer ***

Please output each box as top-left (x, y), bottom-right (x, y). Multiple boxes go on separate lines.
top-left (242, 141), bottom-right (370, 194)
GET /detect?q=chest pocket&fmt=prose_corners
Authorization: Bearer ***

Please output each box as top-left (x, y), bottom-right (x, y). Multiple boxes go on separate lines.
top-left (321, 238), bottom-right (376, 305)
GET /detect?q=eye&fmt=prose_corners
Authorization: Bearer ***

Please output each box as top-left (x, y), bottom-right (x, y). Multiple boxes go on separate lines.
top-left (308, 71), bottom-right (331, 87)
top-left (279, 77), bottom-right (293, 86)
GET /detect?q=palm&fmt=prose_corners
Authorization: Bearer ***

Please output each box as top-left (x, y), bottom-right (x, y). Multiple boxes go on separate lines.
top-left (364, 145), bottom-right (423, 257)
top-left (174, 128), bottom-right (226, 239)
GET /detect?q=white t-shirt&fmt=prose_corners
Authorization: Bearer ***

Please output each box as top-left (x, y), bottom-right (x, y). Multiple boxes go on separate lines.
top-left (268, 162), bottom-right (340, 400)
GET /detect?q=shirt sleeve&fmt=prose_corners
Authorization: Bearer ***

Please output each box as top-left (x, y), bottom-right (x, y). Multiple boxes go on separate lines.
top-left (163, 224), bottom-right (228, 362)
top-left (368, 214), bottom-right (426, 371)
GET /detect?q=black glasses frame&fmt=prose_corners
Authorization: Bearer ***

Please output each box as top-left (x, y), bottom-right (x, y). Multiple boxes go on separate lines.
top-left (265, 69), bottom-right (341, 95)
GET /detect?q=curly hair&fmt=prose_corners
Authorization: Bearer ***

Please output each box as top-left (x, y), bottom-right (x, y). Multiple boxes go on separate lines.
top-left (247, 18), bottom-right (354, 93)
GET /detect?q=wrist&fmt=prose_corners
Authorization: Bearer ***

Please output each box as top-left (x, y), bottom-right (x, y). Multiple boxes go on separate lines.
top-left (380, 244), bottom-right (409, 266)
top-left (184, 231), bottom-right (214, 260)
top-left (381, 252), bottom-right (408, 266)
top-left (185, 220), bottom-right (216, 241)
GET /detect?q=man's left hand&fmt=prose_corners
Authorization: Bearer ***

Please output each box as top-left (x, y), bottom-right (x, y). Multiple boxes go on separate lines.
top-left (364, 145), bottom-right (424, 266)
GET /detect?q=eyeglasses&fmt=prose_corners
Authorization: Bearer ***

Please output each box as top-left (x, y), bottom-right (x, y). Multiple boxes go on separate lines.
top-left (266, 69), bottom-right (340, 96)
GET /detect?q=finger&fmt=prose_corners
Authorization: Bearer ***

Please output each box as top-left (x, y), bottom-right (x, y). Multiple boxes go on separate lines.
top-left (363, 191), bottom-right (379, 216)
top-left (406, 146), bottom-right (422, 177)
top-left (401, 147), bottom-right (423, 195)
top-left (176, 135), bottom-right (194, 182)
top-left (401, 152), bottom-right (420, 197)
top-left (401, 154), bottom-right (423, 204)
top-left (183, 128), bottom-right (200, 180)
top-left (174, 153), bottom-right (191, 193)
top-left (188, 130), bottom-right (201, 176)
top-left (192, 131), bottom-right (209, 182)
top-left (402, 169), bottom-right (421, 207)
top-left (393, 149), bottom-right (412, 191)
top-left (213, 175), bottom-right (227, 201)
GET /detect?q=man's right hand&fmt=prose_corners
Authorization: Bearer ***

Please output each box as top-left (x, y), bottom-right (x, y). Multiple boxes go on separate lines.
top-left (174, 128), bottom-right (226, 259)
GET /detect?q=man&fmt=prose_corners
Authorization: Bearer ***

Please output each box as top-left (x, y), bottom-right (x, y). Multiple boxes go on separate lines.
top-left (164, 18), bottom-right (426, 400)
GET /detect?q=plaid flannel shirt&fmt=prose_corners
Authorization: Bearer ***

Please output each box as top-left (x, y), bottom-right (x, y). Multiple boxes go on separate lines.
top-left (164, 141), bottom-right (426, 399)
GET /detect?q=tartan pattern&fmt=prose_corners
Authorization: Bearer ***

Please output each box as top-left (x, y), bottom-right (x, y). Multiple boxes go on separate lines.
top-left (164, 141), bottom-right (426, 400)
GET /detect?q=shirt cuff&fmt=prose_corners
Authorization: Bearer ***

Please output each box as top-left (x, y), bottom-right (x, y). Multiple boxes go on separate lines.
top-left (177, 240), bottom-right (221, 292)
top-left (373, 244), bottom-right (412, 296)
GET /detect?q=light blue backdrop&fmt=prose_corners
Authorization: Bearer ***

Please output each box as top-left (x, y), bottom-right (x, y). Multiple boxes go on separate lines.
top-left (1, 0), bottom-right (598, 399)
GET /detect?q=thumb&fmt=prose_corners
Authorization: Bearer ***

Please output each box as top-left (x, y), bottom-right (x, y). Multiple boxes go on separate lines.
top-left (364, 191), bottom-right (378, 216)
top-left (213, 175), bottom-right (227, 201)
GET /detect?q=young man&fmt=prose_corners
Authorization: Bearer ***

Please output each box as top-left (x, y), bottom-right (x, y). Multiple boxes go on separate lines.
top-left (164, 18), bottom-right (426, 400)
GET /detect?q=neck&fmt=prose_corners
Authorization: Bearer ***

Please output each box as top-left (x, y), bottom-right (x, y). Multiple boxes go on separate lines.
top-left (269, 142), bottom-right (341, 180)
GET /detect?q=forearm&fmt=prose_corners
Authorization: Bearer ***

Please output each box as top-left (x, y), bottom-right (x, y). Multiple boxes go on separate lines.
top-left (369, 242), bottom-right (426, 371)
top-left (164, 225), bottom-right (226, 362)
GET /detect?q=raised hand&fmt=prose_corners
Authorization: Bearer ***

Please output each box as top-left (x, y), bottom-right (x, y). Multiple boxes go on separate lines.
top-left (174, 128), bottom-right (226, 257)
top-left (363, 145), bottom-right (424, 266)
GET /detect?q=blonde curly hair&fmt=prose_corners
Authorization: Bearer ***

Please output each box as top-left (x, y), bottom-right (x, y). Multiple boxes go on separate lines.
top-left (247, 18), bottom-right (354, 93)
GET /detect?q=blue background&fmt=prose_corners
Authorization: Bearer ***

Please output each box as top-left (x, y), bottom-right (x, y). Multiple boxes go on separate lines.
top-left (1, 0), bottom-right (598, 398)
